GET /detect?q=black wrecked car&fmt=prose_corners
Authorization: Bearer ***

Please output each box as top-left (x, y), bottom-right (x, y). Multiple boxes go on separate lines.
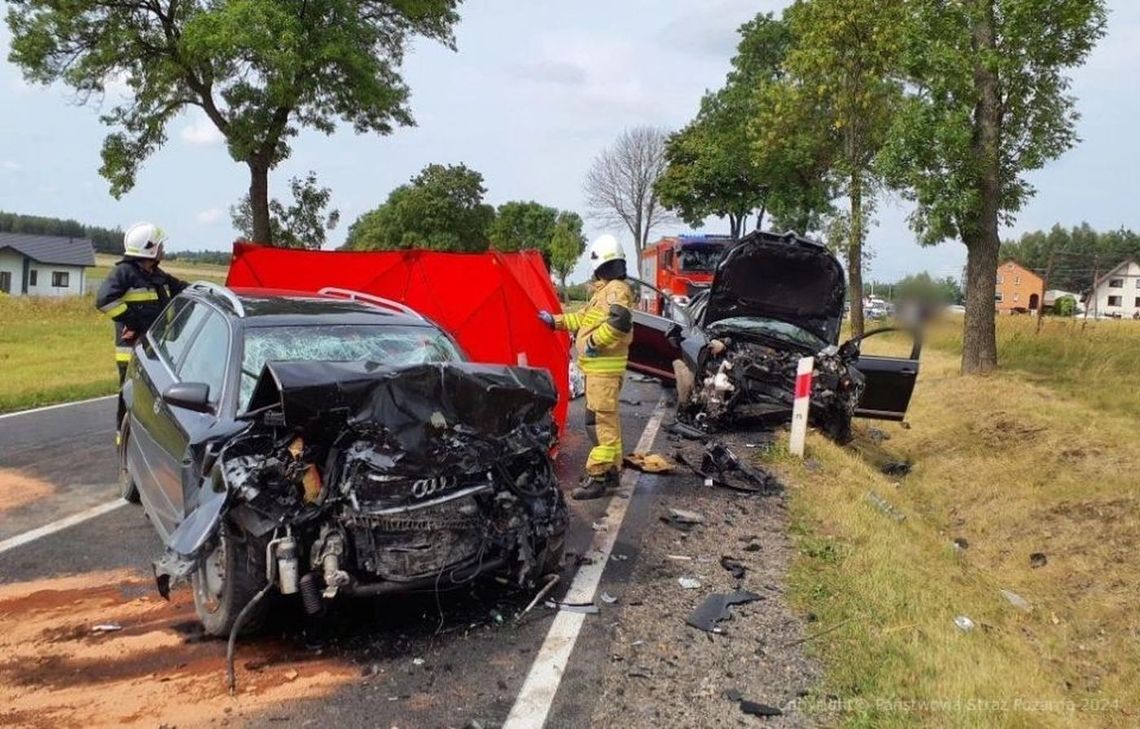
top-left (627, 231), bottom-right (922, 442)
top-left (119, 283), bottom-right (567, 637)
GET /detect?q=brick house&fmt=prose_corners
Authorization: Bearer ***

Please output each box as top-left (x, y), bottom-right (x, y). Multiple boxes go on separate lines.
top-left (995, 260), bottom-right (1044, 314)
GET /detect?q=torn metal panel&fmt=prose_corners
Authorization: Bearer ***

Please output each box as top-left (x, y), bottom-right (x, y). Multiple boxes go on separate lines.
top-left (153, 361), bottom-right (568, 608)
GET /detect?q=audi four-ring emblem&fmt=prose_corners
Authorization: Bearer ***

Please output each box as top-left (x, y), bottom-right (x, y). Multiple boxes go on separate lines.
top-left (411, 475), bottom-right (457, 498)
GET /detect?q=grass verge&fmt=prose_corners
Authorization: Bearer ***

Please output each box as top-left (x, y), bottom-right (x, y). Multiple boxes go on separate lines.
top-left (772, 345), bottom-right (1137, 727)
top-left (0, 294), bottom-right (118, 412)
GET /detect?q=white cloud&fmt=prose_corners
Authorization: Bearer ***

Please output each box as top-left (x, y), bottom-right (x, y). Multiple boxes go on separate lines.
top-left (2, 160), bottom-right (21, 172)
top-left (180, 118), bottom-right (225, 146)
top-left (195, 207), bottom-right (224, 225)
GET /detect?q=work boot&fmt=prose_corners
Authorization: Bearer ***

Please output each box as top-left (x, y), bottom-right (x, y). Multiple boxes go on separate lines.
top-left (572, 470), bottom-right (618, 500)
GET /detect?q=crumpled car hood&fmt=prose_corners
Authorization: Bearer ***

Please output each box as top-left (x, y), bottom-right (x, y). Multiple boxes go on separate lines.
top-left (700, 231), bottom-right (846, 345)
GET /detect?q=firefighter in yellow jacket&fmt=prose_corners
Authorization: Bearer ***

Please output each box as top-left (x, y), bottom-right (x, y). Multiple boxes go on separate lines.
top-left (538, 234), bottom-right (634, 500)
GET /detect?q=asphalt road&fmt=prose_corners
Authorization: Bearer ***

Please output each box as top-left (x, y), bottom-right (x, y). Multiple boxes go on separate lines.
top-left (0, 380), bottom-right (675, 728)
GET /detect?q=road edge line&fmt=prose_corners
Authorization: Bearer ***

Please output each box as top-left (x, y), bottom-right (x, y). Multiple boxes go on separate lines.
top-left (0, 500), bottom-right (128, 555)
top-left (503, 396), bottom-right (668, 729)
top-left (0, 394), bottom-right (117, 420)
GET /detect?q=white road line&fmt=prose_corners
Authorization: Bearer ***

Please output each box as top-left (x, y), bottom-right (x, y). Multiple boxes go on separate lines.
top-left (504, 397), bottom-right (668, 729)
top-left (0, 500), bottom-right (127, 555)
top-left (0, 394), bottom-right (116, 420)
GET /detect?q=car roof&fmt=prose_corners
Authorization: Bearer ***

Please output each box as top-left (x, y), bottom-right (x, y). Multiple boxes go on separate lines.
top-left (185, 286), bottom-right (434, 328)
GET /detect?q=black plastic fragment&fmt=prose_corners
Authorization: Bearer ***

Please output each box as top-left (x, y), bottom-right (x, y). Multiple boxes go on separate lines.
top-left (881, 460), bottom-right (912, 477)
top-left (740, 700), bottom-right (783, 717)
top-left (720, 556), bottom-right (746, 580)
top-left (686, 590), bottom-right (760, 633)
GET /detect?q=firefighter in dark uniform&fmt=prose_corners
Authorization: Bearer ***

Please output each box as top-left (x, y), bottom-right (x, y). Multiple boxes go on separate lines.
top-left (96, 222), bottom-right (187, 443)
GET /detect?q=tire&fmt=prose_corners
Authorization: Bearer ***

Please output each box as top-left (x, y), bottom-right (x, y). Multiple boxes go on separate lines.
top-left (118, 417), bottom-right (140, 504)
top-left (191, 523), bottom-right (269, 638)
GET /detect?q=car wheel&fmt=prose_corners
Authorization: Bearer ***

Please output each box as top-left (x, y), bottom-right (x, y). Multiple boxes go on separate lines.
top-left (118, 417), bottom-right (140, 504)
top-left (191, 523), bottom-right (269, 638)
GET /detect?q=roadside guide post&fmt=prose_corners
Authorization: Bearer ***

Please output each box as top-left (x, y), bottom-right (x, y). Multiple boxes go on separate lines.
top-left (789, 357), bottom-right (813, 458)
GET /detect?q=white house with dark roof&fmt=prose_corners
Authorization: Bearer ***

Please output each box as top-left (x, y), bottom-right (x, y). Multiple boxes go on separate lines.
top-left (0, 233), bottom-right (96, 297)
top-left (1085, 260), bottom-right (1140, 319)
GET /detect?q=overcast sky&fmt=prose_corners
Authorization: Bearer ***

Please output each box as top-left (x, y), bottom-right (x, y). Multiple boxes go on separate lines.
top-left (1, 0), bottom-right (1137, 283)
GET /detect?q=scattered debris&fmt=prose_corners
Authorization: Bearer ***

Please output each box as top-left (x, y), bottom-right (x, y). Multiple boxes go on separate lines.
top-left (804, 458), bottom-right (823, 473)
top-left (600, 592), bottom-right (618, 605)
top-left (91, 623), bottom-right (123, 634)
top-left (743, 542), bottom-right (761, 553)
top-left (412, 658), bottom-right (425, 666)
top-left (719, 556), bottom-right (746, 580)
top-left (678, 577), bottom-right (702, 590)
top-left (865, 491), bottom-right (906, 522)
top-left (740, 700), bottom-right (783, 717)
top-left (954, 615), bottom-right (975, 632)
top-left (627, 668), bottom-right (653, 679)
top-left (952, 537), bottom-right (969, 551)
top-left (610, 553), bottom-right (630, 562)
top-left (546, 601), bottom-right (600, 615)
top-left (619, 397), bottom-right (643, 406)
top-left (516, 574), bottom-right (561, 622)
top-left (663, 508), bottom-right (705, 531)
top-left (1030, 552), bottom-right (1047, 568)
top-left (666, 555), bottom-right (693, 561)
top-left (1000, 589), bottom-right (1032, 612)
top-left (723, 688), bottom-right (743, 702)
top-left (881, 460), bottom-right (913, 477)
top-left (592, 521), bottom-right (608, 532)
top-left (284, 669), bottom-right (299, 681)
top-left (624, 452), bottom-right (676, 474)
top-left (699, 441), bottom-right (774, 493)
top-left (686, 590), bottom-right (760, 633)
top-left (867, 427), bottom-right (890, 444)
top-left (569, 361), bottom-right (586, 399)
top-left (664, 419), bottom-right (708, 441)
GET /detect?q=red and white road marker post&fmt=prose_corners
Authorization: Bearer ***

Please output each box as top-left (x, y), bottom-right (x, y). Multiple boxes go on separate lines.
top-left (789, 356), bottom-right (814, 458)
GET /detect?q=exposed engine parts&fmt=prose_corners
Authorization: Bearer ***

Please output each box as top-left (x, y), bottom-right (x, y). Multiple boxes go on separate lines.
top-left (678, 337), bottom-right (865, 443)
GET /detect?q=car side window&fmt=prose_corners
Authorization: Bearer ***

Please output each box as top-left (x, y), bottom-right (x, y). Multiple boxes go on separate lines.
top-left (156, 301), bottom-right (210, 370)
top-left (177, 310), bottom-right (230, 404)
top-left (147, 298), bottom-right (187, 343)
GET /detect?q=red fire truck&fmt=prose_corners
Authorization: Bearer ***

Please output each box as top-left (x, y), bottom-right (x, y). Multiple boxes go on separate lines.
top-left (637, 234), bottom-right (733, 314)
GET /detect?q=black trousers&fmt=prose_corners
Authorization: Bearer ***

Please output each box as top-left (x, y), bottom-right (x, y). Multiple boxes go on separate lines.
top-left (116, 362), bottom-right (128, 433)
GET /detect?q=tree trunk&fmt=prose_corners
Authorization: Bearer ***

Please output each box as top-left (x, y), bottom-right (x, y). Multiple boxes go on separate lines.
top-left (560, 274), bottom-right (568, 303)
top-left (729, 213), bottom-right (742, 240)
top-left (756, 203), bottom-right (766, 232)
top-left (248, 161), bottom-right (272, 245)
top-left (848, 172), bottom-right (865, 338)
top-left (961, 0), bottom-right (1001, 374)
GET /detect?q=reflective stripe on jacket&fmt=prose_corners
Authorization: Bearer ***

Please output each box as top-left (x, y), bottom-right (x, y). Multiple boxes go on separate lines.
top-left (555, 278), bottom-right (635, 375)
top-left (95, 259), bottom-right (187, 361)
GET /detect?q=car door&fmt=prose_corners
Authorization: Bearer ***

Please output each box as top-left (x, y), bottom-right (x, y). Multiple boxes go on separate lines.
top-left (133, 300), bottom-right (213, 538)
top-left (848, 328), bottom-right (923, 421)
top-left (627, 310), bottom-right (682, 381)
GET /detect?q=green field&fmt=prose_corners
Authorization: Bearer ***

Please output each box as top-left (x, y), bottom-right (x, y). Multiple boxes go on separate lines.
top-left (779, 315), bottom-right (1140, 727)
top-left (0, 257), bottom-right (229, 413)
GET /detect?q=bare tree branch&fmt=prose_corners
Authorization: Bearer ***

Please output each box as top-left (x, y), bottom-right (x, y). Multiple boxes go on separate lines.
top-left (583, 125), bottom-right (673, 257)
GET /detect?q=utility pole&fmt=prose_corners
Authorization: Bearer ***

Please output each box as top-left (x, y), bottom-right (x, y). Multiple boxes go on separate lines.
top-left (1082, 253), bottom-right (1099, 332)
top-left (1036, 247), bottom-right (1056, 334)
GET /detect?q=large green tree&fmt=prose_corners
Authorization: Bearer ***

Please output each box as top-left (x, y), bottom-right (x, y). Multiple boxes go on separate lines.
top-left (657, 12), bottom-right (834, 240)
top-left (344, 163), bottom-right (494, 251)
top-left (772, 0), bottom-right (908, 338)
top-left (6, 0), bottom-right (461, 245)
top-left (882, 0), bottom-right (1107, 373)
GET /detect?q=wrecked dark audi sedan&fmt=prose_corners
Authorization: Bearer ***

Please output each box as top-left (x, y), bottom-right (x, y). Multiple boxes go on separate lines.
top-left (628, 231), bottom-right (922, 442)
top-left (119, 283), bottom-right (567, 637)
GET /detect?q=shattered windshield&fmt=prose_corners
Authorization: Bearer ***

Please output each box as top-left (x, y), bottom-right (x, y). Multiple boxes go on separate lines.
top-left (707, 317), bottom-right (826, 351)
top-left (239, 325), bottom-right (463, 410)
top-left (679, 246), bottom-right (723, 272)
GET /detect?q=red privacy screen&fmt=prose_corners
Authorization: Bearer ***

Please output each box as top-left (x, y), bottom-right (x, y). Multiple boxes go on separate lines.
top-left (226, 241), bottom-right (571, 432)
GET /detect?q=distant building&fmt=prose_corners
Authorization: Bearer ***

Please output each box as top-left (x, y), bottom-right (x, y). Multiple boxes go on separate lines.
top-left (1084, 260), bottom-right (1140, 319)
top-left (995, 260), bottom-right (1044, 314)
top-left (0, 233), bottom-right (96, 297)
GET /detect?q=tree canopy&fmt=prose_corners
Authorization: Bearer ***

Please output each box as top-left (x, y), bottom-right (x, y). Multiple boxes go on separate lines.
top-left (6, 0), bottom-right (461, 245)
top-left (548, 213), bottom-right (587, 297)
top-left (488, 201), bottom-right (559, 253)
top-left (583, 126), bottom-right (671, 257)
top-left (1001, 223), bottom-right (1140, 293)
top-left (344, 164), bottom-right (494, 252)
top-left (881, 0), bottom-right (1107, 372)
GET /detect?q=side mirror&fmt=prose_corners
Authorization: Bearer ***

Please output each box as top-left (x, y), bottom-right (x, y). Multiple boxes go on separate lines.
top-left (163, 382), bottom-right (213, 413)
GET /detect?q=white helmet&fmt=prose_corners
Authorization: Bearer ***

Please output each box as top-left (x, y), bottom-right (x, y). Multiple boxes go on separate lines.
top-left (587, 233), bottom-right (625, 274)
top-left (123, 222), bottom-right (167, 259)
